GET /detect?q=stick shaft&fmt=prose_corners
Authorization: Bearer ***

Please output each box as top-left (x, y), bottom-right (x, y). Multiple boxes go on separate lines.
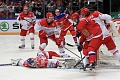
top-left (0, 63), bottom-right (12, 66)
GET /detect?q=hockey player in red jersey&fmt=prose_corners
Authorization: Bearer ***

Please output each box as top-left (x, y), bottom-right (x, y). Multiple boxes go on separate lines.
top-left (34, 12), bottom-right (70, 58)
top-left (73, 8), bottom-right (120, 70)
top-left (76, 8), bottom-right (103, 69)
top-left (17, 6), bottom-right (36, 49)
top-left (54, 9), bottom-right (78, 46)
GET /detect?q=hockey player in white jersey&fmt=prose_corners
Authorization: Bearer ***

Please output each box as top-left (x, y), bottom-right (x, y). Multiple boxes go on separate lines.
top-left (17, 6), bottom-right (36, 49)
top-left (34, 12), bottom-right (70, 58)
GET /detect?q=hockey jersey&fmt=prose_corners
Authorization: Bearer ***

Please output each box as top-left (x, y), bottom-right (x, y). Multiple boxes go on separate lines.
top-left (17, 11), bottom-right (36, 30)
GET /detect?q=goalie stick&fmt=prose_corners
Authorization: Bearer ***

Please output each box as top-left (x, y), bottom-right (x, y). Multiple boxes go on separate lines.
top-left (0, 63), bottom-right (12, 66)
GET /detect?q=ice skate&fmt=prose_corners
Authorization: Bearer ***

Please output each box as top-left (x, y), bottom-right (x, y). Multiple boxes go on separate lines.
top-left (31, 45), bottom-right (34, 49)
top-left (18, 45), bottom-right (25, 49)
top-left (11, 59), bottom-right (22, 66)
top-left (81, 64), bottom-right (90, 71)
top-left (87, 62), bottom-right (97, 72)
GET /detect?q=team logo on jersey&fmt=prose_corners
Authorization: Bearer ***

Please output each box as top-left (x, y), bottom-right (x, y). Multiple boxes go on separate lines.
top-left (0, 22), bottom-right (9, 31)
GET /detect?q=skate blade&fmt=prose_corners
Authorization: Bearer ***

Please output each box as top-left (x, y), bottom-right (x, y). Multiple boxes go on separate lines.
top-left (79, 68), bottom-right (96, 73)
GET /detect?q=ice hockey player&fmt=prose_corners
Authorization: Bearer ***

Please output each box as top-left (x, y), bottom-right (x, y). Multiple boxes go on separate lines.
top-left (54, 9), bottom-right (78, 46)
top-left (11, 51), bottom-right (75, 68)
top-left (90, 10), bottom-right (120, 63)
top-left (76, 8), bottom-right (104, 70)
top-left (17, 6), bottom-right (36, 49)
top-left (76, 8), bottom-right (120, 71)
top-left (34, 12), bottom-right (70, 58)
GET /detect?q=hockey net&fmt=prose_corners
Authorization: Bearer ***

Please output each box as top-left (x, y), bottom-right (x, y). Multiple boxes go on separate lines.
top-left (97, 42), bottom-right (120, 69)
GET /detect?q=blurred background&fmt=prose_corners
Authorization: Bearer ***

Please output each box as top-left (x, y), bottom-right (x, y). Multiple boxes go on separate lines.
top-left (0, 0), bottom-right (120, 19)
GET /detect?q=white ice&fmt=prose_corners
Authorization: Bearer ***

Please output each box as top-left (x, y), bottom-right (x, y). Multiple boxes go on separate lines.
top-left (0, 35), bottom-right (120, 80)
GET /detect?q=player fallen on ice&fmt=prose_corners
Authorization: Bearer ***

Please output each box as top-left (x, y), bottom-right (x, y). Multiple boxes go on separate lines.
top-left (11, 51), bottom-right (76, 68)
top-left (17, 6), bottom-right (36, 49)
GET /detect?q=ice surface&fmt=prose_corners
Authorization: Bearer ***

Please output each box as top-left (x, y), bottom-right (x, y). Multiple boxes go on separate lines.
top-left (0, 35), bottom-right (120, 80)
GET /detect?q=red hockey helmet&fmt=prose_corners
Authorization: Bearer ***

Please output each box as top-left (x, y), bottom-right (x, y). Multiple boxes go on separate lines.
top-left (80, 8), bottom-right (90, 15)
top-left (23, 5), bottom-right (28, 10)
top-left (46, 12), bottom-right (54, 19)
top-left (71, 12), bottom-right (79, 20)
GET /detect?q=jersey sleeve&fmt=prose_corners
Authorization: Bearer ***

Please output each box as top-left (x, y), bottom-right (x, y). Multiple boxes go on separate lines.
top-left (34, 20), bottom-right (42, 31)
top-left (99, 13), bottom-right (112, 23)
top-left (17, 13), bottom-right (24, 20)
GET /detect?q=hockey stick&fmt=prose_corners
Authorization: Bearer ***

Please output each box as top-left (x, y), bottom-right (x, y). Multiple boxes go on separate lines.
top-left (0, 63), bottom-right (12, 66)
top-left (74, 56), bottom-right (85, 68)
top-left (63, 46), bottom-right (80, 58)
top-left (66, 43), bottom-right (76, 47)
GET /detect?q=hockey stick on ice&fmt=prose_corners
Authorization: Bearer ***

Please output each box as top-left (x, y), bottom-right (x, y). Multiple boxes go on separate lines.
top-left (73, 50), bottom-right (85, 68)
top-left (74, 56), bottom-right (85, 68)
top-left (63, 46), bottom-right (80, 58)
top-left (0, 63), bottom-right (12, 66)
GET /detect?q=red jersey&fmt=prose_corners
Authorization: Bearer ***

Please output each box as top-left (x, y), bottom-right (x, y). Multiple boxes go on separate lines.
top-left (18, 11), bottom-right (35, 20)
top-left (55, 13), bottom-right (72, 31)
top-left (77, 17), bottom-right (102, 40)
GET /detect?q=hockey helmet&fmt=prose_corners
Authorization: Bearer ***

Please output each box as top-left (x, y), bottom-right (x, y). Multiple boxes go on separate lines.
top-left (46, 12), bottom-right (54, 19)
top-left (80, 8), bottom-right (90, 15)
top-left (23, 5), bottom-right (28, 10)
top-left (55, 9), bottom-right (60, 13)
top-left (27, 58), bottom-right (36, 67)
top-left (71, 12), bottom-right (79, 20)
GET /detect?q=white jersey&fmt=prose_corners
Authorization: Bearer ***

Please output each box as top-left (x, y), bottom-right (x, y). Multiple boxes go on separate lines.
top-left (17, 11), bottom-right (36, 30)
top-left (34, 18), bottom-right (59, 38)
top-left (92, 11), bottom-right (112, 39)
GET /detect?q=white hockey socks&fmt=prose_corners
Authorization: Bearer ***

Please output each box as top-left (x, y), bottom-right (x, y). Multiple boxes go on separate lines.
top-left (110, 48), bottom-right (120, 62)
top-left (20, 36), bottom-right (25, 45)
top-left (29, 33), bottom-right (34, 46)
top-left (83, 56), bottom-right (89, 66)
top-left (38, 43), bottom-right (47, 53)
top-left (113, 50), bottom-right (120, 62)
